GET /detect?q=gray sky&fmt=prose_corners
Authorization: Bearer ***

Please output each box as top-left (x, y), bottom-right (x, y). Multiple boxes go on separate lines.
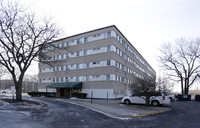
top-left (23, 0), bottom-right (200, 89)
top-left (25, 0), bottom-right (200, 71)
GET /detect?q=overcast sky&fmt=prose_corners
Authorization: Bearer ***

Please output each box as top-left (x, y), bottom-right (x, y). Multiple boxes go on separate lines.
top-left (22, 0), bottom-right (200, 88)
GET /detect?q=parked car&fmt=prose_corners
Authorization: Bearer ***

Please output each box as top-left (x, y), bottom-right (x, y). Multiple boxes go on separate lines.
top-left (195, 95), bottom-right (200, 101)
top-left (122, 92), bottom-right (171, 106)
top-left (177, 94), bottom-right (191, 101)
top-left (0, 90), bottom-right (7, 94)
top-left (168, 94), bottom-right (177, 102)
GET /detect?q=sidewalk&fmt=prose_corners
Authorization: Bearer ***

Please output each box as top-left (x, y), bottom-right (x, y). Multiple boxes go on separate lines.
top-left (65, 98), bottom-right (172, 119)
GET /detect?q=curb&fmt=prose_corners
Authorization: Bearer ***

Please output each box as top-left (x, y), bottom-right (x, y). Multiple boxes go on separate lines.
top-left (24, 101), bottom-right (45, 107)
top-left (66, 100), bottom-right (164, 119)
top-left (0, 99), bottom-right (45, 108)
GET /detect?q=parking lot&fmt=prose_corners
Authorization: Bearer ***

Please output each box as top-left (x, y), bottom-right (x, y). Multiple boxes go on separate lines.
top-left (1, 94), bottom-right (200, 127)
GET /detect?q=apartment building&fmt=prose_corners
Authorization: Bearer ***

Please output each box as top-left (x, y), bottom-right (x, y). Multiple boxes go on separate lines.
top-left (0, 80), bottom-right (38, 93)
top-left (38, 25), bottom-right (156, 98)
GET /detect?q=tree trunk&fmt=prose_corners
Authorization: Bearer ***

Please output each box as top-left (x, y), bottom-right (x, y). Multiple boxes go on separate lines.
top-left (15, 83), bottom-right (22, 101)
top-left (145, 96), bottom-right (150, 107)
top-left (184, 78), bottom-right (189, 94)
top-left (181, 78), bottom-right (184, 94)
top-left (185, 86), bottom-right (189, 95)
top-left (186, 78), bottom-right (190, 94)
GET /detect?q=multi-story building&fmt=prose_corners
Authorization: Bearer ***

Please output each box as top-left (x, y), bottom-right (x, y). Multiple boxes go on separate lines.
top-left (0, 80), bottom-right (38, 93)
top-left (38, 25), bottom-right (156, 98)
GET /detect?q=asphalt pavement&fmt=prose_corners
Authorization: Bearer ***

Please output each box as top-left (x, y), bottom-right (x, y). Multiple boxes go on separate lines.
top-left (64, 98), bottom-right (172, 119)
top-left (1, 95), bottom-right (200, 128)
top-left (0, 94), bottom-right (172, 119)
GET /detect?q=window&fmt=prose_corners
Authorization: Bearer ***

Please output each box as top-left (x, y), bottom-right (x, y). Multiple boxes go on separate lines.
top-left (61, 78), bottom-right (64, 82)
top-left (57, 55), bottom-right (62, 60)
top-left (66, 53), bottom-right (68, 58)
top-left (121, 77), bottom-right (124, 83)
top-left (77, 51), bottom-right (80, 56)
top-left (86, 63), bottom-right (89, 68)
top-left (77, 39), bottom-right (81, 44)
top-left (116, 48), bottom-right (120, 54)
top-left (107, 60), bottom-right (110, 66)
top-left (76, 64), bottom-right (80, 69)
top-left (61, 54), bottom-right (64, 59)
top-left (116, 34), bottom-right (120, 41)
top-left (56, 78), bottom-right (59, 82)
top-left (71, 40), bottom-right (75, 44)
top-left (106, 75), bottom-right (110, 80)
top-left (107, 32), bottom-right (111, 37)
top-left (122, 40), bottom-right (125, 46)
top-left (84, 37), bottom-right (88, 42)
top-left (63, 42), bottom-right (67, 47)
top-left (84, 50), bottom-right (87, 55)
top-left (76, 77), bottom-right (80, 81)
top-left (61, 66), bottom-right (65, 71)
top-left (53, 56), bottom-right (56, 61)
top-left (107, 46), bottom-right (111, 52)
top-left (86, 76), bottom-right (89, 81)
top-left (93, 34), bottom-right (101, 38)
top-left (92, 75), bottom-right (100, 78)
top-left (65, 77), bottom-right (68, 82)
top-left (71, 64), bottom-right (74, 68)
top-left (93, 61), bottom-right (100, 65)
top-left (59, 43), bottom-right (62, 48)
top-left (93, 48), bottom-right (100, 51)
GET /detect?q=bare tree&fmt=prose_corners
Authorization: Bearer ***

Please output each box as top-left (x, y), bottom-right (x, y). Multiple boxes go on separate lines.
top-left (0, 1), bottom-right (60, 100)
top-left (159, 38), bottom-right (200, 94)
top-left (157, 75), bottom-right (174, 94)
top-left (24, 74), bottom-right (38, 82)
top-left (129, 76), bottom-right (157, 106)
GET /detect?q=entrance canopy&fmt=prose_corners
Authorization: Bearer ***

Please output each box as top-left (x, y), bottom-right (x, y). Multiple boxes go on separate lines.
top-left (47, 82), bottom-right (82, 89)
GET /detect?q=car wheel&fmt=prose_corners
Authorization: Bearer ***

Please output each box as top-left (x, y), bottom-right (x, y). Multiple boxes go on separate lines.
top-left (124, 99), bottom-right (131, 104)
top-left (152, 100), bottom-right (159, 106)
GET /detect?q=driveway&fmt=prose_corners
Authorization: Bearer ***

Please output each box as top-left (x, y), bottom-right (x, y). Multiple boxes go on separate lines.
top-left (0, 96), bottom-right (199, 128)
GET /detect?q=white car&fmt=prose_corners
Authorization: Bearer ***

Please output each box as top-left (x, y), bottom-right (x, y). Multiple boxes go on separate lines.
top-left (168, 94), bottom-right (177, 102)
top-left (122, 92), bottom-right (171, 106)
top-left (0, 90), bottom-right (7, 94)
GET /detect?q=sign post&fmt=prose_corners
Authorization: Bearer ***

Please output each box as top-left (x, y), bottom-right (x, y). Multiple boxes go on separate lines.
top-left (11, 86), bottom-right (15, 100)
